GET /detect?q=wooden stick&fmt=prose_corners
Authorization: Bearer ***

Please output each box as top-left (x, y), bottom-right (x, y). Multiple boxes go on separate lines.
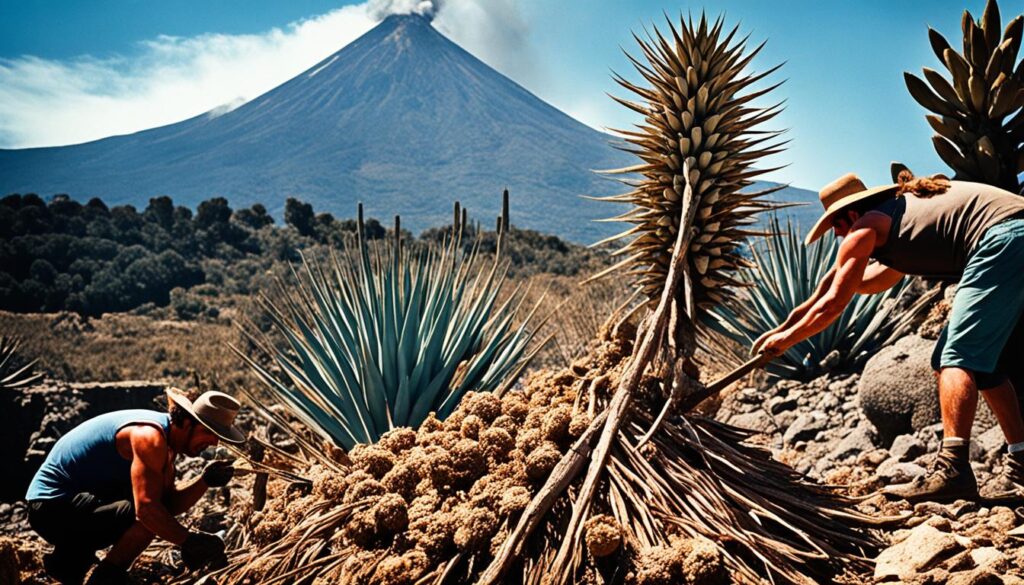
top-left (475, 409), bottom-right (609, 585)
top-left (547, 164), bottom-right (697, 583)
top-left (676, 353), bottom-right (774, 412)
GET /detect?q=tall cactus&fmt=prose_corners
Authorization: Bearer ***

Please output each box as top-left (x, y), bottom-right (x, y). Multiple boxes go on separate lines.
top-left (904, 0), bottom-right (1024, 192)
top-left (594, 13), bottom-right (785, 318)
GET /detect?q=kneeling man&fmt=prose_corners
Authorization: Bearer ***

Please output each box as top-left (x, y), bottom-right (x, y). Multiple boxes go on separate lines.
top-left (25, 390), bottom-right (246, 584)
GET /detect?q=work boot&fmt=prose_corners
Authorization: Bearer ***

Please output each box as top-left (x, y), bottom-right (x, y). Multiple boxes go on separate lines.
top-left (84, 561), bottom-right (128, 585)
top-left (980, 449), bottom-right (1024, 500)
top-left (883, 441), bottom-right (978, 503)
top-left (43, 548), bottom-right (97, 585)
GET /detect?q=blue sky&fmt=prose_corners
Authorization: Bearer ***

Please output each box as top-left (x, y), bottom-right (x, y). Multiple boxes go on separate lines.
top-left (0, 0), bottom-right (1006, 190)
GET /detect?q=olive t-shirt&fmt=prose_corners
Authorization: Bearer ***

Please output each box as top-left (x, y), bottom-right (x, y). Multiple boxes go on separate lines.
top-left (870, 181), bottom-right (1024, 278)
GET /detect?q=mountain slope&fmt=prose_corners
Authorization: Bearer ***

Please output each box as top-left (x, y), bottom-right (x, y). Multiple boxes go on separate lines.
top-left (0, 14), bottom-right (815, 242)
top-left (0, 15), bottom-right (626, 242)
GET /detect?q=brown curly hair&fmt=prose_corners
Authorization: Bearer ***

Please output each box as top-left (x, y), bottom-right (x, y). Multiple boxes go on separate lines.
top-left (895, 170), bottom-right (951, 198)
top-left (167, 387), bottom-right (199, 427)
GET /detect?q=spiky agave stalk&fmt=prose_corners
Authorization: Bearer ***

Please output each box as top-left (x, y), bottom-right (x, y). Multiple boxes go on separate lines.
top-left (904, 0), bottom-right (1023, 192)
top-left (594, 12), bottom-right (785, 315)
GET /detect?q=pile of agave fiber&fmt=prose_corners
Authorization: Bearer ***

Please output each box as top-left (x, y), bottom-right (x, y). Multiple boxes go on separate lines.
top-left (247, 327), bottom-right (725, 585)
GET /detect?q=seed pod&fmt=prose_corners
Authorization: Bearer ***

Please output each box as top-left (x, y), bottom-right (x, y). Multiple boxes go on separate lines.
top-left (704, 113), bottom-right (722, 134)
top-left (667, 111), bottom-right (682, 131)
top-left (698, 151), bottom-right (712, 169)
top-left (689, 128), bottom-right (702, 153)
top-left (694, 255), bottom-right (710, 274)
top-left (681, 111), bottom-right (694, 131)
top-left (968, 75), bottom-right (987, 112)
top-left (678, 137), bottom-right (692, 156)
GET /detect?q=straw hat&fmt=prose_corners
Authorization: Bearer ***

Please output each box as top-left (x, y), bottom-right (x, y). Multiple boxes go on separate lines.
top-left (168, 389), bottom-right (246, 444)
top-left (804, 173), bottom-right (898, 245)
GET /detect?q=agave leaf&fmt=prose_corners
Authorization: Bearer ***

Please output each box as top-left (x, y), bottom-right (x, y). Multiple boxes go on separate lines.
top-left (241, 222), bottom-right (541, 449)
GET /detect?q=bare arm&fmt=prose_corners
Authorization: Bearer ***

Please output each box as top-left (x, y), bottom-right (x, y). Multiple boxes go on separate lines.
top-left (765, 226), bottom-right (876, 352)
top-left (130, 427), bottom-right (190, 545)
top-left (752, 266), bottom-right (837, 354)
top-left (857, 261), bottom-right (904, 294)
top-left (165, 475), bottom-right (210, 517)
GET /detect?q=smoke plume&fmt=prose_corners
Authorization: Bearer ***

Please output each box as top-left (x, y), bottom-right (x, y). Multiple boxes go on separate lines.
top-left (368, 0), bottom-right (441, 21)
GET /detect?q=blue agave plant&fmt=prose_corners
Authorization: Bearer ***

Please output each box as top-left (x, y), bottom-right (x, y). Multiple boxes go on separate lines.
top-left (235, 207), bottom-right (540, 449)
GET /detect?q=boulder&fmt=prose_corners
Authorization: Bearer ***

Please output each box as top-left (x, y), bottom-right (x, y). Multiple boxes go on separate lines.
top-left (859, 334), bottom-right (1002, 446)
top-left (874, 524), bottom-right (961, 581)
top-left (859, 335), bottom-right (941, 445)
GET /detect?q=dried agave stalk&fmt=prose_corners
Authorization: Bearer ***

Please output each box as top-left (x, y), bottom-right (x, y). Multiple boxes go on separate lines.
top-left (904, 0), bottom-right (1023, 192)
top-left (0, 335), bottom-right (42, 390)
top-left (480, 13), bottom-right (882, 585)
top-left (590, 12), bottom-right (786, 315)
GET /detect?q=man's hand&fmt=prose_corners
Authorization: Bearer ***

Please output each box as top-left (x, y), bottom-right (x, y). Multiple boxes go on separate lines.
top-left (180, 531), bottom-right (227, 571)
top-left (751, 328), bottom-right (781, 355)
top-left (759, 332), bottom-right (794, 357)
top-left (201, 460), bottom-right (235, 488)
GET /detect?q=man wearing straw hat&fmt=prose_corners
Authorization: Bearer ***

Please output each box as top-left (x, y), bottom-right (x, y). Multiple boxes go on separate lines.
top-left (754, 171), bottom-right (1024, 504)
top-left (25, 389), bottom-right (247, 584)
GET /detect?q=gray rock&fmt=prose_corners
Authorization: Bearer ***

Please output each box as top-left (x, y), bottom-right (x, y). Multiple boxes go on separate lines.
top-left (827, 423), bottom-right (876, 462)
top-left (876, 458), bottom-right (927, 483)
top-left (727, 411), bottom-right (775, 434)
top-left (859, 333), bottom-right (1000, 446)
top-left (817, 392), bottom-right (840, 411)
top-left (975, 426), bottom-right (1005, 462)
top-left (969, 547), bottom-right (1006, 571)
top-left (874, 524), bottom-right (962, 581)
top-left (914, 502), bottom-right (954, 519)
top-left (773, 410), bottom-right (798, 430)
top-left (890, 434), bottom-right (927, 462)
top-left (783, 412), bottom-right (827, 445)
top-left (767, 395), bottom-right (798, 415)
top-left (948, 568), bottom-right (1004, 585)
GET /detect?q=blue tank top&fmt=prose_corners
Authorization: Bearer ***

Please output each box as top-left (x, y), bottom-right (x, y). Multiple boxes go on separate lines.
top-left (26, 409), bottom-right (170, 501)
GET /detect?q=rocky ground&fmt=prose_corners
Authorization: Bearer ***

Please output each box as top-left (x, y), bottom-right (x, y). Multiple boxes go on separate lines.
top-left (717, 335), bottom-right (1024, 583)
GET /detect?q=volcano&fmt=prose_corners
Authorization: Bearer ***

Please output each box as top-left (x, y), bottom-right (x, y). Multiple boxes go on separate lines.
top-left (0, 14), bottom-right (643, 242)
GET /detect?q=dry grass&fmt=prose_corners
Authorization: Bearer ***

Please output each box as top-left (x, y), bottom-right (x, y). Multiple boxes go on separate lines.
top-left (0, 268), bottom-right (626, 392)
top-left (0, 308), bottom-right (256, 388)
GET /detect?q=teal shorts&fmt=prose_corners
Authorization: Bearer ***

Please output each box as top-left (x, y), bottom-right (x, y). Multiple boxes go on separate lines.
top-left (932, 218), bottom-right (1024, 388)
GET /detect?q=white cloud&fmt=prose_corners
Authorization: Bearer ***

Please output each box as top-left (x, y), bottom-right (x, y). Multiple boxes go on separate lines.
top-left (0, 0), bottom-right (536, 149)
top-left (432, 0), bottom-right (541, 89)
